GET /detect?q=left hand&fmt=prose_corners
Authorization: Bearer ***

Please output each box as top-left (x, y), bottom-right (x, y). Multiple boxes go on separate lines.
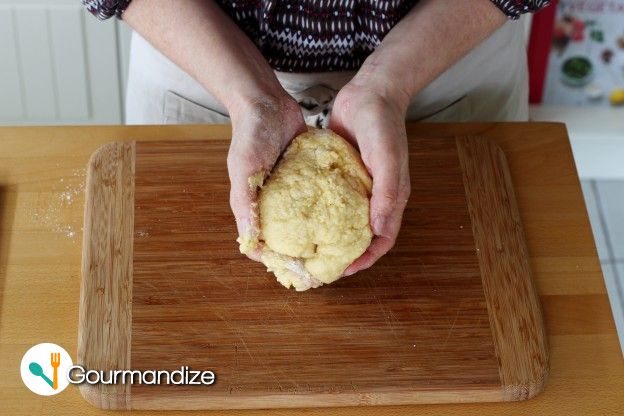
top-left (228, 93), bottom-right (307, 261)
top-left (329, 80), bottom-right (411, 276)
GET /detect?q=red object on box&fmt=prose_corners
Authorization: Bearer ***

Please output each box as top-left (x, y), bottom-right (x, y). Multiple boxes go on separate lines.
top-left (528, 0), bottom-right (559, 104)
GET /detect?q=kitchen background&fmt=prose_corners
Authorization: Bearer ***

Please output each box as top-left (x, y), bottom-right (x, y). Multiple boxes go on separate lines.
top-left (0, 0), bottom-right (131, 125)
top-left (0, 0), bottom-right (622, 353)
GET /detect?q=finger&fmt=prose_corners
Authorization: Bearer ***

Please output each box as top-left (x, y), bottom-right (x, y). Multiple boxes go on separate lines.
top-left (342, 136), bottom-right (409, 275)
top-left (227, 149), bottom-right (265, 261)
top-left (342, 235), bottom-right (395, 276)
top-left (229, 176), bottom-right (263, 261)
top-left (341, 184), bottom-right (408, 276)
top-left (366, 143), bottom-right (410, 242)
top-left (342, 154), bottom-right (409, 276)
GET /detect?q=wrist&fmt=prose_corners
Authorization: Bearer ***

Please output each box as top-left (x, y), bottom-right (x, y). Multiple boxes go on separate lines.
top-left (349, 59), bottom-right (413, 112)
top-left (336, 66), bottom-right (411, 125)
top-left (228, 87), bottom-right (299, 122)
top-left (227, 87), bottom-right (305, 144)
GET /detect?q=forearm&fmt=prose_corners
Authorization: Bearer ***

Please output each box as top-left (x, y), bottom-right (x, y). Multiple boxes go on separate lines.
top-left (123, 0), bottom-right (288, 112)
top-left (351, 0), bottom-right (508, 107)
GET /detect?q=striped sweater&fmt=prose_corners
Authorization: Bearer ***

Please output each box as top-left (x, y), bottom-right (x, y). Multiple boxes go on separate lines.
top-left (83, 0), bottom-right (550, 72)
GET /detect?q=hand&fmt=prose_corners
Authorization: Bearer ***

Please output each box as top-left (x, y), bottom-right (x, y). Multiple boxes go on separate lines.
top-left (227, 94), bottom-right (307, 261)
top-left (329, 81), bottom-right (411, 276)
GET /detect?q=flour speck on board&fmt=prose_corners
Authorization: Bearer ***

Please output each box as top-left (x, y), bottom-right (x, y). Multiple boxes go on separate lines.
top-left (29, 168), bottom-right (86, 242)
top-left (61, 191), bottom-right (73, 203)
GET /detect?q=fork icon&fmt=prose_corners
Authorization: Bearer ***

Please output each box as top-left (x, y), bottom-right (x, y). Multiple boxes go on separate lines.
top-left (51, 352), bottom-right (60, 390)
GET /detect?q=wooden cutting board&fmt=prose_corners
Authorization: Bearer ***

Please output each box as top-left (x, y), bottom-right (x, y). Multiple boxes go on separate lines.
top-left (78, 135), bottom-right (548, 410)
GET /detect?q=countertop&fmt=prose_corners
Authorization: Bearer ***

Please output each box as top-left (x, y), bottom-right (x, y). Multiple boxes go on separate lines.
top-left (0, 123), bottom-right (622, 415)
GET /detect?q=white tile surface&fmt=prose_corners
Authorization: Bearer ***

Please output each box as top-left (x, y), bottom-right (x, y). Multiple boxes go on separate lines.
top-left (607, 263), bottom-right (624, 355)
top-left (596, 181), bottom-right (624, 261)
top-left (581, 181), bottom-right (610, 261)
top-left (530, 105), bottom-right (624, 180)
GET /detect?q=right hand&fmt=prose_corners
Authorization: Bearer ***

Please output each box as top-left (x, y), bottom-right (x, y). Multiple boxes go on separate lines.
top-left (329, 81), bottom-right (411, 277)
top-left (227, 94), bottom-right (307, 261)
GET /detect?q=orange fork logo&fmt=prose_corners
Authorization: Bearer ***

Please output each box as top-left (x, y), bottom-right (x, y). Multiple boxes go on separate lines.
top-left (51, 352), bottom-right (60, 390)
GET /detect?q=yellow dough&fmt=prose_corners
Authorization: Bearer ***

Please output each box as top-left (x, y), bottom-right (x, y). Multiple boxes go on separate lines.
top-left (237, 128), bottom-right (373, 291)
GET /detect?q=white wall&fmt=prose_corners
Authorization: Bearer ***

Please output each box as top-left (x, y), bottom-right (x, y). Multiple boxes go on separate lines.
top-left (0, 0), bottom-right (131, 125)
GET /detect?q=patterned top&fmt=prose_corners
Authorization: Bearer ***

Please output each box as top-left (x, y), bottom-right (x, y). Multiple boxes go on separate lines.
top-left (83, 0), bottom-right (550, 72)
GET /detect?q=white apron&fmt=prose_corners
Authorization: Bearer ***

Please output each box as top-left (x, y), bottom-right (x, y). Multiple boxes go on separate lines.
top-left (125, 17), bottom-right (529, 125)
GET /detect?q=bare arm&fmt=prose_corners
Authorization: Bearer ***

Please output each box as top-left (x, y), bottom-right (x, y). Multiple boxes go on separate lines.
top-left (332, 0), bottom-right (508, 275)
top-left (123, 0), bottom-right (290, 111)
top-left (352, 0), bottom-right (507, 106)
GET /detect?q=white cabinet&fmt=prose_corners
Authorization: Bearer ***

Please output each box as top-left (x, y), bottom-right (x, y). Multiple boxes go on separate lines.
top-left (0, 0), bottom-right (131, 125)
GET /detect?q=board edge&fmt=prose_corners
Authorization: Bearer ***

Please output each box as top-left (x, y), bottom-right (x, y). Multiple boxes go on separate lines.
top-left (456, 135), bottom-right (550, 401)
top-left (129, 388), bottom-right (506, 410)
top-left (77, 141), bottom-right (135, 410)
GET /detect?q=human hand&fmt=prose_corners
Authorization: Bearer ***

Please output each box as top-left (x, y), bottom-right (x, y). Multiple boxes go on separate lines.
top-left (329, 81), bottom-right (411, 276)
top-left (228, 94), bottom-right (307, 261)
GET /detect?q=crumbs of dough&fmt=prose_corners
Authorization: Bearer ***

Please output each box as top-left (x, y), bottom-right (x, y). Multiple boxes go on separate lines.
top-left (248, 170), bottom-right (267, 191)
top-left (236, 199), bottom-right (261, 255)
top-left (261, 250), bottom-right (323, 291)
top-left (236, 235), bottom-right (258, 254)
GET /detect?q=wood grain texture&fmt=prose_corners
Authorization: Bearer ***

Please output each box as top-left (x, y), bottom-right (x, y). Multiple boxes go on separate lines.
top-left (456, 136), bottom-right (549, 400)
top-left (2, 124), bottom-right (621, 416)
top-left (78, 142), bottom-right (135, 409)
top-left (78, 135), bottom-right (547, 410)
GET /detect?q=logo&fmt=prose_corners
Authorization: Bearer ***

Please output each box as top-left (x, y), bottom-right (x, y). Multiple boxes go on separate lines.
top-left (20, 343), bottom-right (73, 396)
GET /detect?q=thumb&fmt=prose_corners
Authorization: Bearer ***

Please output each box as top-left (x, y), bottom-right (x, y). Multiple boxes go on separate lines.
top-left (228, 160), bottom-right (265, 262)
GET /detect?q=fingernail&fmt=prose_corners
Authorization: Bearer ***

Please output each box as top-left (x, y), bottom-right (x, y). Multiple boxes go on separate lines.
top-left (343, 268), bottom-right (356, 277)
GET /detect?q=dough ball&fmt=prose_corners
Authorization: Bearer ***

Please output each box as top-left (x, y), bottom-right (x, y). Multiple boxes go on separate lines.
top-left (242, 128), bottom-right (373, 291)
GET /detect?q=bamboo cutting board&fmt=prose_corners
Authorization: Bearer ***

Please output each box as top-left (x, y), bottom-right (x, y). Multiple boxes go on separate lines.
top-left (78, 135), bottom-right (548, 410)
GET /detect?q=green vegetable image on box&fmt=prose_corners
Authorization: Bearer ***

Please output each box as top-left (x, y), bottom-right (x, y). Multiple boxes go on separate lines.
top-left (561, 56), bottom-right (594, 87)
